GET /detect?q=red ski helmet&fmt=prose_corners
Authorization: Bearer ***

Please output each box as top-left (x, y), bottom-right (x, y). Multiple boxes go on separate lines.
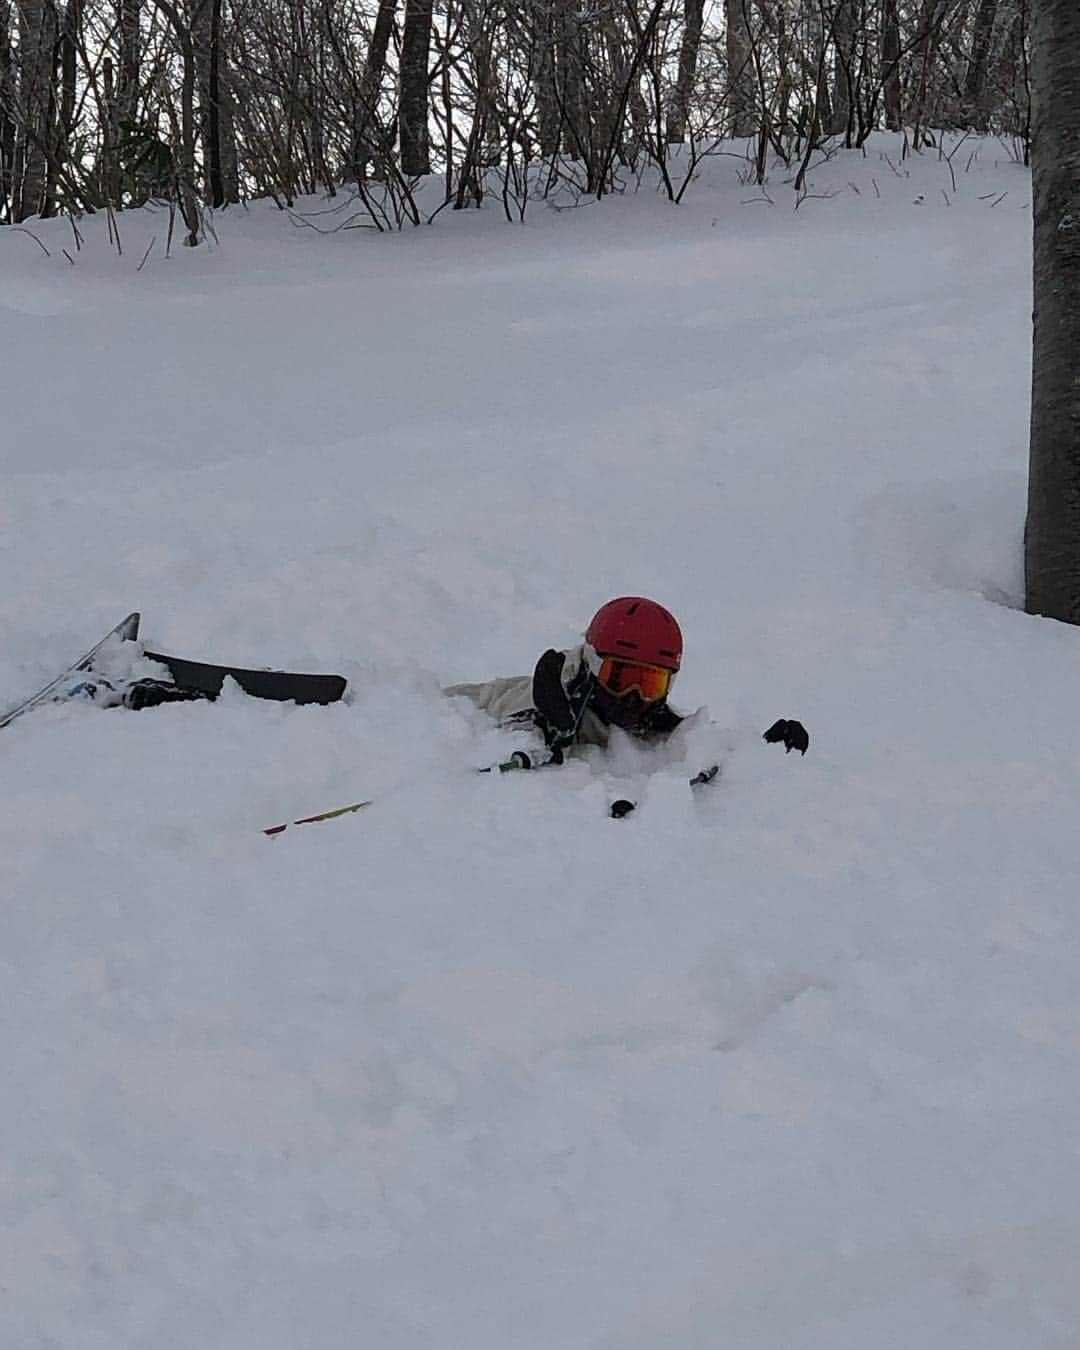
top-left (585, 597), bottom-right (683, 672)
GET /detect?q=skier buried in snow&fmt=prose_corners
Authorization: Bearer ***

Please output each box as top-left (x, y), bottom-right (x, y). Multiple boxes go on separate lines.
top-left (444, 596), bottom-right (809, 773)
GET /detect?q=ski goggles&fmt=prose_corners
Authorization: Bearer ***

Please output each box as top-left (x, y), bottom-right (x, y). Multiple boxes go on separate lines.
top-left (595, 655), bottom-right (673, 702)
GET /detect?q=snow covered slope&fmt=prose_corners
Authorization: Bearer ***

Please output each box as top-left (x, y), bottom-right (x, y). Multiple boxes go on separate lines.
top-left (3, 137), bottom-right (1074, 1349)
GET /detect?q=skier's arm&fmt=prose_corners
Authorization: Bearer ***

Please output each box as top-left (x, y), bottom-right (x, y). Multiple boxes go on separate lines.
top-left (531, 648), bottom-right (595, 751)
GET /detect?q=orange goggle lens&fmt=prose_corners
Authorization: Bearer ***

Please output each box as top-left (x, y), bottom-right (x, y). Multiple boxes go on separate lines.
top-left (596, 656), bottom-right (673, 702)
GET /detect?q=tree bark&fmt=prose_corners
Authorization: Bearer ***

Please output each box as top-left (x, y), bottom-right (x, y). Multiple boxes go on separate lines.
top-left (192, 0), bottom-right (238, 205)
top-left (15, 0), bottom-right (57, 220)
top-left (725, 0), bottom-right (754, 136)
top-left (351, 0), bottom-right (396, 176)
top-left (0, 1), bottom-right (15, 220)
top-left (534, 0), bottom-right (559, 157)
top-left (149, 0), bottom-right (200, 242)
top-left (965, 0), bottom-right (999, 128)
top-left (1025, 0), bottom-right (1080, 621)
top-left (668, 0), bottom-right (704, 143)
top-left (831, 0), bottom-right (855, 138)
top-left (399, 0), bottom-right (433, 175)
top-left (881, 0), bottom-right (902, 129)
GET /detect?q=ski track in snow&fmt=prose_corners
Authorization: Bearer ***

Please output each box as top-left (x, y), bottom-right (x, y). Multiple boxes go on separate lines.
top-left (3, 138), bottom-right (1078, 1349)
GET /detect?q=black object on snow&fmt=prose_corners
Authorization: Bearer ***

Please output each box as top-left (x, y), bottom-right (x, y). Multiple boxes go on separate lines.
top-left (123, 679), bottom-right (213, 710)
top-left (144, 652), bottom-right (347, 705)
top-left (763, 719), bottom-right (809, 755)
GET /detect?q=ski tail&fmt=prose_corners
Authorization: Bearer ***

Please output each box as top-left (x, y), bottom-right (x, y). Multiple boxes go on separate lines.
top-left (0, 612), bottom-right (141, 731)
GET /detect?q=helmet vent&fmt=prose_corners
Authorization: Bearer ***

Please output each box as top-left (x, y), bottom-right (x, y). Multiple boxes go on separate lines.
top-left (615, 639), bottom-right (638, 650)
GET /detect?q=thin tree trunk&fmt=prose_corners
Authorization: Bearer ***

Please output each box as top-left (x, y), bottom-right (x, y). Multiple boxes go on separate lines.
top-left (1025, 0), bottom-right (1080, 621)
top-left (881, 0), bottom-right (902, 129)
top-left (51, 0), bottom-right (77, 209)
top-left (353, 0), bottom-right (396, 176)
top-left (965, 0), bottom-right (999, 129)
top-left (555, 0), bottom-right (586, 159)
top-left (399, 0), bottom-right (433, 175)
top-left (812, 4), bottom-right (833, 137)
top-left (150, 0), bottom-right (200, 242)
top-left (831, 0), bottom-right (855, 138)
top-left (118, 0), bottom-right (139, 120)
top-left (725, 0), bottom-right (754, 136)
top-left (668, 0), bottom-right (704, 142)
top-left (15, 0), bottom-right (56, 220)
top-left (104, 0), bottom-right (139, 204)
top-left (1, 0), bottom-right (16, 219)
top-left (192, 0), bottom-right (237, 205)
top-left (909, 0), bottom-right (943, 145)
top-left (535, 0), bottom-right (559, 157)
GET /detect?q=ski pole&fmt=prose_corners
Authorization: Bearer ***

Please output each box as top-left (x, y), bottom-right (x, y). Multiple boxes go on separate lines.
top-left (264, 799), bottom-right (372, 836)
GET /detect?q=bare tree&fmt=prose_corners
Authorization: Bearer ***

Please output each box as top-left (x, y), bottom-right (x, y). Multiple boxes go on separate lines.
top-left (830, 0), bottom-right (856, 137)
top-left (1025, 0), bottom-right (1080, 622)
top-left (0, 1), bottom-right (16, 220)
top-left (353, 0), bottom-right (397, 176)
top-left (965, 0), bottom-right (998, 127)
top-left (149, 0), bottom-right (201, 241)
top-left (668, 0), bottom-right (704, 142)
top-left (400, 0), bottom-right (433, 174)
top-left (193, 0), bottom-right (239, 205)
top-left (0, 0), bottom-right (1048, 231)
top-left (726, 0), bottom-right (755, 135)
top-left (15, 0), bottom-right (58, 219)
top-left (880, 0), bottom-right (901, 128)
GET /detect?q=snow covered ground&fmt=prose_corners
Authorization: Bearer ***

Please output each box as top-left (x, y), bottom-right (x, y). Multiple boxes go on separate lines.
top-left (2, 136), bottom-right (1074, 1349)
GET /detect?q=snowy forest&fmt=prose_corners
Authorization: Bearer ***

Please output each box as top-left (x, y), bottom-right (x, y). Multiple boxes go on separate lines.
top-left (2, 0), bottom-right (1032, 232)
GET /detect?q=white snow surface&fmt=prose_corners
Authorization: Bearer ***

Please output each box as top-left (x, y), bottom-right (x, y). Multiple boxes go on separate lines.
top-left (2, 139), bottom-right (1074, 1349)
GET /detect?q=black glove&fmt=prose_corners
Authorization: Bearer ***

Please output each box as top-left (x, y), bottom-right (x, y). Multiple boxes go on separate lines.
top-left (123, 679), bottom-right (210, 711)
top-left (763, 719), bottom-right (809, 755)
top-left (532, 649), bottom-right (578, 748)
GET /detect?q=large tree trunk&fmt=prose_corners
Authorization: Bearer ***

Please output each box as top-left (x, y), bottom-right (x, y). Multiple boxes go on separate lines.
top-left (399, 0), bottom-right (433, 175)
top-left (1025, 0), bottom-right (1080, 621)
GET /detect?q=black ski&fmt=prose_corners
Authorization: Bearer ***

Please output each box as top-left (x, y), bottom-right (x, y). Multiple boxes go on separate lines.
top-left (0, 612), bottom-right (141, 730)
top-left (144, 651), bottom-right (347, 705)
